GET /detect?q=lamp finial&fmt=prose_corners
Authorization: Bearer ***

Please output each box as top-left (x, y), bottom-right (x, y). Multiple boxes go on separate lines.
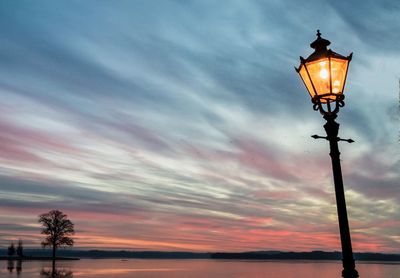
top-left (310, 30), bottom-right (330, 50)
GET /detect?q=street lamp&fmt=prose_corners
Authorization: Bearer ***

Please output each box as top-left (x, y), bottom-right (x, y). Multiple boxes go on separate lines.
top-left (295, 30), bottom-right (359, 278)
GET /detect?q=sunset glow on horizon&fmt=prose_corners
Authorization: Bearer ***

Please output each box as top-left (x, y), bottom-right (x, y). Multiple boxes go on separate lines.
top-left (0, 1), bottom-right (399, 253)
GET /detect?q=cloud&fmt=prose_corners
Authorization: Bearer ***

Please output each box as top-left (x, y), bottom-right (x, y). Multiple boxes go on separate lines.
top-left (328, 0), bottom-right (400, 53)
top-left (0, 0), bottom-right (398, 252)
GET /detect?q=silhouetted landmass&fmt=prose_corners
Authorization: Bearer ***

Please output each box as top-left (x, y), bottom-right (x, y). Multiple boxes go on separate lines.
top-left (354, 253), bottom-right (400, 262)
top-left (0, 249), bottom-right (209, 259)
top-left (212, 251), bottom-right (342, 260)
top-left (1, 249), bottom-right (399, 261)
top-left (211, 251), bottom-right (400, 261)
top-left (0, 256), bottom-right (79, 260)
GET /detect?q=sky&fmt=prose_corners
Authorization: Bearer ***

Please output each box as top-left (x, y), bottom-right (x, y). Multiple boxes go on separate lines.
top-left (0, 0), bottom-right (399, 253)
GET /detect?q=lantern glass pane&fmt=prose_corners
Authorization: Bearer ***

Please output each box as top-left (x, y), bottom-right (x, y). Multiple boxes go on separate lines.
top-left (330, 58), bottom-right (349, 96)
top-left (304, 58), bottom-right (330, 100)
top-left (299, 65), bottom-right (316, 99)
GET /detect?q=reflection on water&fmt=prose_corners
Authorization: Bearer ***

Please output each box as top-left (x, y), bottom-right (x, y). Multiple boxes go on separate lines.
top-left (40, 267), bottom-right (73, 278)
top-left (5, 260), bottom-right (73, 278)
top-left (6, 260), bottom-right (22, 275)
top-left (2, 259), bottom-right (400, 277)
top-left (7, 260), bottom-right (14, 273)
top-left (40, 261), bottom-right (73, 278)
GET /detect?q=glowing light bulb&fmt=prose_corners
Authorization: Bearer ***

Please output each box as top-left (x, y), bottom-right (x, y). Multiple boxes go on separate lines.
top-left (333, 80), bottom-right (340, 86)
top-left (319, 69), bottom-right (328, 79)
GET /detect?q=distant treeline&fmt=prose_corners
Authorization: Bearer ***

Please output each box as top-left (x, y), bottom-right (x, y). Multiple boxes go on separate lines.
top-left (1, 249), bottom-right (210, 259)
top-left (211, 251), bottom-right (400, 261)
top-left (1, 249), bottom-right (400, 261)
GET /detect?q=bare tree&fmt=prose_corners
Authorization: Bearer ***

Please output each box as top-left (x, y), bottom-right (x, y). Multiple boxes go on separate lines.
top-left (7, 243), bottom-right (15, 257)
top-left (16, 239), bottom-right (23, 257)
top-left (38, 210), bottom-right (75, 260)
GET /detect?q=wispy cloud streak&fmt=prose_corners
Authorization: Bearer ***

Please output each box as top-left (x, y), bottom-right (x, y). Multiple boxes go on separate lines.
top-left (0, 0), bottom-right (398, 253)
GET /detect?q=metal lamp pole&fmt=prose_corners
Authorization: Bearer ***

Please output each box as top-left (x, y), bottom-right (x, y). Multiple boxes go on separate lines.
top-left (296, 31), bottom-right (358, 278)
top-left (318, 113), bottom-right (358, 278)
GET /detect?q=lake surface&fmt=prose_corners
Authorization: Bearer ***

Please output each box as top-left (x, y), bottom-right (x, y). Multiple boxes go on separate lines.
top-left (1, 259), bottom-right (399, 277)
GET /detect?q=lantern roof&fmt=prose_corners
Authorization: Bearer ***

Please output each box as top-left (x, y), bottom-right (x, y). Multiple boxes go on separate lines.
top-left (300, 30), bottom-right (350, 63)
top-left (310, 30), bottom-right (330, 50)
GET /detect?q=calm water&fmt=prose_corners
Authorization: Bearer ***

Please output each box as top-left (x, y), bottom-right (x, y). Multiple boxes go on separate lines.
top-left (1, 259), bottom-right (399, 278)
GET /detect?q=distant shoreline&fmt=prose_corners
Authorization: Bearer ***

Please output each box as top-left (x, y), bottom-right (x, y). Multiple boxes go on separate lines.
top-left (211, 251), bottom-right (400, 262)
top-left (2, 250), bottom-right (399, 262)
top-left (0, 256), bottom-right (79, 261)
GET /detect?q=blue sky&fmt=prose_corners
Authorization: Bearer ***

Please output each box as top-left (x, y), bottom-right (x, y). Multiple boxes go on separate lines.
top-left (0, 0), bottom-right (399, 252)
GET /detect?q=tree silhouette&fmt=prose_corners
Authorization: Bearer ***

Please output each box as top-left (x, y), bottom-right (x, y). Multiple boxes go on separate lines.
top-left (7, 243), bottom-right (15, 257)
top-left (38, 210), bottom-right (75, 260)
top-left (16, 239), bottom-right (23, 257)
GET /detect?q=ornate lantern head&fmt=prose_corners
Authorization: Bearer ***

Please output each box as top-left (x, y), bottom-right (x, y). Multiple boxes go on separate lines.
top-left (296, 30), bottom-right (352, 115)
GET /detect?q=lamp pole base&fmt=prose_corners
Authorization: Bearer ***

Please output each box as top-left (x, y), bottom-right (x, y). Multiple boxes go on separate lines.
top-left (342, 264), bottom-right (359, 278)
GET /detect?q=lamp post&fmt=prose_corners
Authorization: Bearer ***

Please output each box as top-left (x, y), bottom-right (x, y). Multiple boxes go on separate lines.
top-left (295, 30), bottom-right (359, 278)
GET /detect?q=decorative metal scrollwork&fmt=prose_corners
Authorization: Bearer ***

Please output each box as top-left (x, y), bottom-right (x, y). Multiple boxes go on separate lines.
top-left (312, 94), bottom-right (345, 117)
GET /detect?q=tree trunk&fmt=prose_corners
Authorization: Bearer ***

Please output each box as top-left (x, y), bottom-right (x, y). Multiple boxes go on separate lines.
top-left (52, 245), bottom-right (56, 261)
top-left (52, 259), bottom-right (56, 277)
